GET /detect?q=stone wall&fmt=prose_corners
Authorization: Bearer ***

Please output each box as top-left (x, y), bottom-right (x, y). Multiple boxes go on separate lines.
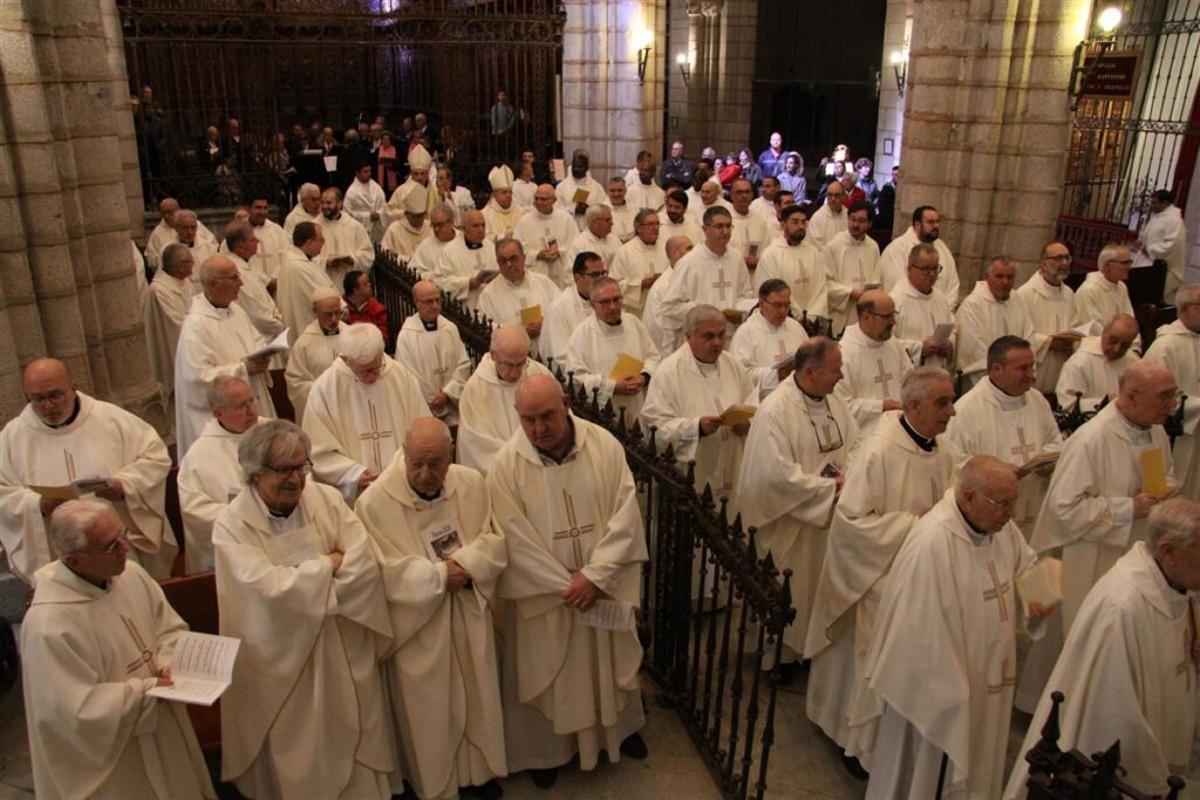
top-left (874, 0), bottom-right (910, 182)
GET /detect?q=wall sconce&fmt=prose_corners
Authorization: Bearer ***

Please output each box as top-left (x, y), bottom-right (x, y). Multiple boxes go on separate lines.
top-left (1069, 5), bottom-right (1124, 110)
top-left (635, 29), bottom-right (653, 85)
top-left (889, 49), bottom-right (908, 97)
top-left (676, 52), bottom-right (692, 88)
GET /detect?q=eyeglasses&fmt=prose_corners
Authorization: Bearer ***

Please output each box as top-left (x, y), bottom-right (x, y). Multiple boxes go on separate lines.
top-left (705, 223), bottom-right (733, 231)
top-left (805, 399), bottom-right (845, 453)
top-left (1043, 254), bottom-right (1072, 262)
top-left (27, 389), bottom-right (69, 404)
top-left (911, 265), bottom-right (943, 275)
top-left (584, 270), bottom-right (608, 278)
top-left (350, 363), bottom-right (385, 381)
top-left (979, 495), bottom-right (1017, 513)
top-left (263, 459), bottom-right (313, 478)
top-left (762, 299), bottom-right (791, 311)
top-left (82, 528), bottom-right (130, 556)
top-left (863, 310), bottom-right (899, 321)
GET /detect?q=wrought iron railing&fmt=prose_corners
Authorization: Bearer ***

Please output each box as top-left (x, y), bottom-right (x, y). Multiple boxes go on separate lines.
top-left (372, 248), bottom-right (796, 800)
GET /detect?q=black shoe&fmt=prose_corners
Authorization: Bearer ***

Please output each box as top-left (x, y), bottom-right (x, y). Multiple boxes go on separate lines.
top-left (530, 768), bottom-right (558, 789)
top-left (620, 732), bottom-right (649, 760)
top-left (841, 753), bottom-right (869, 780)
top-left (463, 779), bottom-right (503, 800)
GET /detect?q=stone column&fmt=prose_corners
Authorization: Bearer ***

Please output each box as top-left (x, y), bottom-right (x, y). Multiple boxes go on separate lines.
top-left (0, 0), bottom-right (162, 429)
top-left (899, 0), bottom-right (1088, 284)
top-left (874, 0), bottom-right (910, 179)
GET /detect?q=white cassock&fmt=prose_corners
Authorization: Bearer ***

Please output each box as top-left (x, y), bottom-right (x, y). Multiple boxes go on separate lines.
top-left (563, 229), bottom-right (621, 271)
top-left (736, 380), bottom-right (858, 656)
top-left (565, 312), bottom-right (660, 423)
top-left (728, 311), bottom-right (809, 398)
top-left (1073, 270), bottom-right (1136, 326)
top-left (178, 238), bottom-right (219, 270)
top-left (0, 393), bottom-right (175, 583)
top-left (642, 264), bottom-right (681, 358)
top-left (755, 238), bottom-right (831, 320)
top-left (750, 196), bottom-right (778, 229)
top-left (319, 213), bottom-right (375, 285)
top-left (177, 417), bottom-right (248, 573)
top-left (381, 218), bottom-right (431, 262)
top-left (356, 463), bottom-right (508, 799)
top-left (145, 220), bottom-right (217, 270)
top-left (729, 208), bottom-right (770, 264)
top-left (878, 229), bottom-right (962, 304)
top-left (410, 232), bottom-right (460, 280)
top-left (393, 313), bottom-right (472, 426)
top-left (1055, 336), bottom-right (1139, 411)
top-left (806, 204), bottom-right (848, 249)
top-left (490, 415), bottom-right (648, 772)
top-left (512, 178), bottom-right (536, 209)
top-left (303, 358), bottom-right (431, 501)
top-left (610, 236), bottom-right (668, 315)
top-left (661, 216), bottom-right (703, 247)
top-left (514, 207), bottom-right (581, 287)
top-left (174, 294), bottom-right (277, 457)
top-left (250, 218), bottom-right (291, 280)
top-left (687, 198), bottom-right (731, 227)
top-left (625, 180), bottom-right (665, 212)
top-left (21, 560), bottom-right (215, 799)
top-left (229, 252), bottom-right (285, 342)
top-left (456, 355), bottom-right (554, 475)
top-left (1015, 272), bottom-right (1077, 393)
top-left (276, 246), bottom-right (334, 344)
top-left (214, 483), bottom-right (395, 799)
top-left (660, 244), bottom-right (756, 333)
top-left (954, 281), bottom-right (1038, 386)
top-left (804, 411), bottom-right (954, 751)
top-left (825, 230), bottom-right (881, 335)
top-left (541, 287), bottom-right (592, 372)
top-left (477, 272), bottom-right (561, 358)
top-left (833, 324), bottom-right (916, 437)
top-left (944, 378), bottom-right (1063, 538)
top-left (855, 492), bottom-right (1039, 799)
top-left (482, 199), bottom-right (526, 241)
top-left (555, 174), bottom-right (606, 228)
top-left (143, 268), bottom-right (192, 420)
top-left (1032, 402), bottom-right (1175, 629)
top-left (1133, 204), bottom-right (1188, 303)
top-left (1143, 319), bottom-right (1200, 498)
top-left (1003, 541), bottom-right (1197, 799)
top-left (608, 203), bottom-right (636, 242)
top-left (433, 239), bottom-right (497, 310)
top-left (284, 205), bottom-right (322, 236)
top-left (891, 276), bottom-right (957, 372)
top-left (285, 320), bottom-right (346, 424)
top-left (641, 347), bottom-right (758, 504)
top-left (345, 177), bottom-right (389, 243)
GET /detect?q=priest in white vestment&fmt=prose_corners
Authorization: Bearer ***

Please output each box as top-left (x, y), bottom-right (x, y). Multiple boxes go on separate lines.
top-left (750, 176), bottom-right (781, 227)
top-left (284, 289), bottom-right (345, 425)
top-left (625, 151), bottom-right (666, 212)
top-left (143, 243), bottom-right (194, 425)
top-left (565, 277), bottom-right (660, 423)
top-left (170, 210), bottom-right (219, 271)
top-left (833, 290), bottom-right (916, 437)
top-left (514, 184), bottom-right (579, 287)
top-left (855, 459), bottom-right (1047, 799)
top-left (386, 143), bottom-right (435, 218)
top-left (642, 235), bottom-right (694, 359)
top-left (381, 188), bottom-right (431, 261)
top-left (642, 305), bottom-right (758, 505)
top-left (21, 501), bottom-right (215, 799)
top-left (728, 179), bottom-right (770, 275)
top-left (1015, 241), bottom-right (1078, 393)
top-left (755, 204), bottom-right (830, 321)
top-left (432, 209), bottom-right (498, 310)
top-left (174, 255), bottom-right (277, 457)
top-left (225, 222), bottom-right (285, 342)
top-left (303, 323), bottom-right (431, 502)
top-left (0, 359), bottom-right (176, 583)
top-left (478, 238), bottom-right (560, 358)
top-left (955, 256), bottom-right (1039, 388)
top-left (1055, 313), bottom-right (1140, 412)
top-left (319, 187), bottom-right (375, 286)
top-left (610, 209), bottom-right (668, 315)
top-left (1073, 244), bottom-right (1137, 328)
top-left (1004, 497), bottom-right (1200, 799)
top-left (1134, 190), bottom-right (1189, 304)
top-left (890, 243), bottom-right (957, 371)
top-left (555, 151), bottom-right (606, 230)
top-left (393, 281), bottom-right (472, 426)
top-left (276, 222), bottom-right (334, 343)
top-left (490, 376), bottom-right (649, 784)
top-left (542, 251), bottom-right (608, 372)
top-left (513, 162), bottom-right (536, 209)
top-left (736, 339), bottom-right (858, 666)
top-left (482, 165), bottom-right (526, 241)
top-left (284, 183), bottom-right (323, 235)
top-left (145, 197), bottom-right (215, 269)
top-left (661, 189), bottom-right (704, 247)
top-left (605, 177), bottom-right (636, 242)
top-left (411, 203), bottom-right (461, 278)
top-left (178, 376), bottom-right (259, 573)
top-left (804, 367), bottom-right (956, 762)
top-left (1143, 285), bottom-right (1200, 498)
top-left (214, 421), bottom-right (395, 798)
top-left (248, 196), bottom-right (291, 281)
top-left (687, 180), bottom-right (732, 227)
top-left (806, 182), bottom-right (849, 249)
top-left (728, 279), bottom-right (810, 399)
top-left (345, 162), bottom-right (389, 244)
top-left (825, 202), bottom-right (881, 335)
top-left (878, 204), bottom-right (962, 304)
top-left (661, 207), bottom-right (756, 335)
top-left (457, 326), bottom-right (553, 474)
top-left (563, 205), bottom-right (621, 272)
top-left (356, 419), bottom-right (508, 799)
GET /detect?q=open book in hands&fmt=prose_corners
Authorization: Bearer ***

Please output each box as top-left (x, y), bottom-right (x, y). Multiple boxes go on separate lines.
top-left (1016, 452), bottom-right (1060, 478)
top-left (719, 404), bottom-right (756, 427)
top-left (147, 632), bottom-right (240, 706)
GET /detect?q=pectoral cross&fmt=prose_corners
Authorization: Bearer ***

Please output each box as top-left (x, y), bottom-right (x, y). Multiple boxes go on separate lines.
top-left (873, 360), bottom-right (894, 397)
top-left (1010, 426), bottom-right (1037, 463)
top-left (793, 271), bottom-right (811, 296)
top-left (552, 490), bottom-right (595, 569)
top-left (982, 561), bottom-right (1011, 623)
top-left (711, 269), bottom-right (732, 300)
top-left (357, 401), bottom-right (395, 472)
top-left (121, 615), bottom-right (157, 676)
top-left (64, 449), bottom-right (77, 482)
top-left (987, 657), bottom-right (1017, 694)
top-left (775, 338), bottom-right (790, 359)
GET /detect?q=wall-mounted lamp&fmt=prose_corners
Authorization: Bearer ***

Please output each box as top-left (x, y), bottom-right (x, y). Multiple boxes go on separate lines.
top-left (889, 49), bottom-right (909, 97)
top-left (635, 29), bottom-right (653, 85)
top-left (1096, 5), bottom-right (1123, 34)
top-left (676, 52), bottom-right (692, 88)
top-left (1069, 5), bottom-right (1124, 110)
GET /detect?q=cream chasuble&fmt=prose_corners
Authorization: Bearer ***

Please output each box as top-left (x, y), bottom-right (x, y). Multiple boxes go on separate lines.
top-left (477, 272), bottom-right (561, 358)
top-left (433, 238), bottom-right (498, 309)
top-left (754, 238), bottom-right (831, 320)
top-left (393, 313), bottom-right (472, 425)
top-left (381, 218), bottom-right (431, 262)
top-left (1015, 272), bottom-right (1077, 393)
top-left (878, 228), bottom-right (962, 304)
top-left (728, 311), bottom-right (810, 399)
top-left (1143, 319), bottom-right (1200, 498)
top-left (284, 320), bottom-right (345, 424)
top-left (482, 199), bottom-right (526, 241)
top-left (610, 236), bottom-right (668, 314)
top-left (642, 264), bottom-right (681, 358)
top-left (825, 230), bottom-right (881, 335)
top-left (660, 244), bottom-right (756, 332)
top-left (729, 208), bottom-right (770, 263)
top-left (955, 281), bottom-right (1039, 386)
top-left (554, 175), bottom-right (605, 226)
top-left (625, 181), bottom-right (665, 213)
top-left (542, 287), bottom-right (592, 372)
top-left (276, 247), bottom-right (334, 344)
top-left (409, 231), bottom-right (459, 280)
top-left (514, 208), bottom-right (578, 287)
top-left (250, 218), bottom-right (290, 280)
top-left (1055, 336), bottom-right (1139, 411)
top-left (1073, 270), bottom-right (1136, 327)
top-left (230, 253), bottom-right (285, 342)
top-left (565, 313), bottom-right (660, 423)
top-left (563, 229), bottom-right (620, 272)
top-left (660, 217), bottom-right (703, 248)
top-left (143, 269), bottom-right (192, 423)
top-left (178, 417), bottom-right (247, 573)
top-left (145, 218), bottom-right (216, 269)
top-left (284, 205), bottom-right (322, 236)
top-left (806, 203), bottom-right (848, 249)
top-left (457, 355), bottom-right (554, 475)
top-left (318, 213), bottom-right (375, 286)
top-left (833, 324), bottom-right (915, 437)
top-left (890, 276), bottom-right (957, 371)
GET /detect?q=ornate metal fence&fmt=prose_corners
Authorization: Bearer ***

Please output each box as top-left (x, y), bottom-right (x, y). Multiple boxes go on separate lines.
top-left (372, 249), bottom-right (795, 800)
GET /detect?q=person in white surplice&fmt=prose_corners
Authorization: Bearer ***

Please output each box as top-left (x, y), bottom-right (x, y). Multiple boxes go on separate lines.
top-left (726, 179), bottom-right (770, 274)
top-left (1014, 241), bottom-right (1078, 393)
top-left (284, 183), bottom-right (323, 236)
top-left (1073, 244), bottom-right (1137, 330)
top-left (381, 188), bottom-right (432, 262)
top-left (563, 205), bottom-right (620, 273)
top-left (609, 209), bottom-right (668, 316)
top-left (344, 162), bottom-right (389, 244)
top-left (143, 242), bottom-right (194, 427)
top-left (736, 338), bottom-right (859, 673)
top-left (284, 288), bottom-right (346, 423)
top-left (804, 367), bottom-right (956, 775)
top-left (319, 187), bottom-right (375, 287)
top-left (825, 201), bottom-right (881, 336)
top-left (642, 235), bottom-right (695, 358)
top-left (145, 196), bottom-right (216, 269)
top-left (178, 376), bottom-right (259, 574)
top-left (833, 290), bottom-right (917, 438)
top-left (0, 358), bottom-right (176, 583)
top-left (542, 251), bottom-right (608, 373)
top-left (728, 278), bottom-right (810, 399)
top-left (1142, 284), bottom-right (1200, 499)
top-left (276, 222), bottom-right (334, 344)
top-left (410, 204), bottom-right (462, 279)
top-left (660, 207), bottom-right (756, 336)
top-left (1004, 497), bottom-right (1200, 799)
top-left (432, 209), bottom-right (499, 310)
top-left (174, 254), bottom-right (277, 457)
top-left (303, 322), bottom-right (431, 503)
top-left (753, 204), bottom-right (830, 322)
top-left (1055, 313), bottom-right (1140, 411)
top-left (805, 180), bottom-right (848, 249)
top-left (513, 184), bottom-right (578, 287)
top-left (489, 375), bottom-right (649, 787)
top-left (481, 165), bottom-right (526, 242)
top-left (954, 256), bottom-right (1038, 389)
top-left (356, 418), bottom-right (508, 800)
top-left (477, 237), bottom-right (560, 359)
top-left (393, 280), bottom-right (472, 426)
top-left (878, 204), bottom-right (961, 305)
top-left (225, 222), bottom-right (285, 343)
top-left (856, 458), bottom-right (1050, 799)
top-left (214, 421), bottom-right (395, 798)
top-left (21, 500), bottom-right (216, 799)
top-left (890, 242), bottom-right (957, 372)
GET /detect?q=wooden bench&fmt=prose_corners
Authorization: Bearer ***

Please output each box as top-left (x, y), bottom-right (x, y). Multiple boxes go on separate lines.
top-left (159, 571), bottom-right (221, 757)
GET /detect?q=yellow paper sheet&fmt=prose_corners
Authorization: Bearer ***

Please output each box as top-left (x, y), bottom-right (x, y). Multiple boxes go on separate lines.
top-left (1016, 557), bottom-right (1062, 610)
top-left (719, 403), bottom-right (756, 427)
top-left (29, 485), bottom-right (77, 501)
top-left (520, 304), bottom-right (543, 325)
top-left (571, 187), bottom-right (591, 205)
top-left (1139, 447), bottom-right (1169, 498)
top-left (608, 352), bottom-right (645, 381)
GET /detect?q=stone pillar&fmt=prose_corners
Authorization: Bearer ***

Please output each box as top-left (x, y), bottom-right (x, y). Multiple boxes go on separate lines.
top-left (0, 0), bottom-right (162, 428)
top-left (561, 0), bottom-right (667, 180)
top-left (874, 0), bottom-right (910, 179)
top-left (899, 0), bottom-right (1088, 284)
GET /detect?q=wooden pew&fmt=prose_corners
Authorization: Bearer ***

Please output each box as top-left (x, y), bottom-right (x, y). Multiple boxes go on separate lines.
top-left (158, 571), bottom-right (221, 757)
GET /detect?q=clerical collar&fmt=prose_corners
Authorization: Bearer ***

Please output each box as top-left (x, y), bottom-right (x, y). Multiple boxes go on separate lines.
top-left (603, 317), bottom-right (623, 328)
top-left (412, 486), bottom-right (442, 502)
top-left (65, 563), bottom-right (109, 591)
top-left (465, 240), bottom-right (483, 250)
top-left (899, 414), bottom-right (936, 452)
top-left (320, 325), bottom-right (339, 336)
top-left (798, 385), bottom-right (826, 405)
top-left (1115, 406), bottom-right (1152, 434)
top-left (421, 318), bottom-right (438, 331)
top-left (954, 501), bottom-right (991, 545)
top-left (43, 397), bottom-right (82, 429)
top-left (536, 417), bottom-right (577, 464)
top-left (984, 378), bottom-right (1026, 411)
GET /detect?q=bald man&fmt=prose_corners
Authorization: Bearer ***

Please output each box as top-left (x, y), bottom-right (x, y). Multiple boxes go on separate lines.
top-left (431, 209), bottom-right (498, 309)
top-left (1055, 313), bottom-right (1140, 412)
top-left (394, 280), bottom-right (472, 425)
top-left (489, 375), bottom-right (649, 785)
top-left (356, 418), bottom-right (507, 798)
top-left (642, 233), bottom-right (695, 357)
top-left (513, 184), bottom-right (578, 287)
top-left (285, 288), bottom-right (347, 422)
top-left (0, 358), bottom-right (176, 582)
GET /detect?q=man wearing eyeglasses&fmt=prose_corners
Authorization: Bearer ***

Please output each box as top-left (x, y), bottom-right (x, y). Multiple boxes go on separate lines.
top-left (660, 207), bottom-right (756, 333)
top-left (1015, 241), bottom-right (1078, 392)
top-left (825, 201), bottom-right (882, 336)
top-left (1142, 283), bottom-right (1200, 500)
top-left (542, 252), bottom-right (609, 373)
top-left (303, 323), bottom-right (430, 503)
top-left (285, 287), bottom-right (348, 423)
top-left (478, 237), bottom-right (561, 361)
top-left (890, 243), bottom-right (956, 372)
top-left (610, 209), bottom-right (668, 316)
top-left (729, 278), bottom-right (810, 399)
top-left (737, 338), bottom-right (858, 681)
top-left (755, 204), bottom-right (831, 322)
top-left (1073, 243), bottom-right (1138, 337)
top-left (834, 289), bottom-right (917, 437)
top-left (21, 500), bottom-right (216, 799)
top-left (564, 204), bottom-right (621, 272)
top-left (432, 209), bottom-right (499, 311)
top-left (878, 205), bottom-right (961, 305)
top-left (1055, 312), bottom-right (1141, 413)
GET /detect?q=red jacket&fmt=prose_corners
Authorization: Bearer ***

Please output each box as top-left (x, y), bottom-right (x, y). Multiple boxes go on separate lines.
top-left (345, 296), bottom-right (389, 344)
